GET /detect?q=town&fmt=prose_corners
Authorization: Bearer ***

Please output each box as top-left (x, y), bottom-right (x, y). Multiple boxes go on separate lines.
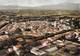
top-left (0, 11), bottom-right (80, 56)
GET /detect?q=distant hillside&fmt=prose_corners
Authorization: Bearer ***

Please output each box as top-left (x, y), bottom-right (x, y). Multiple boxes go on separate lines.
top-left (0, 5), bottom-right (18, 12)
top-left (33, 3), bottom-right (79, 10)
top-left (0, 5), bottom-right (18, 9)
top-left (0, 2), bottom-right (80, 16)
top-left (17, 10), bottom-right (80, 16)
top-left (0, 2), bottom-right (79, 10)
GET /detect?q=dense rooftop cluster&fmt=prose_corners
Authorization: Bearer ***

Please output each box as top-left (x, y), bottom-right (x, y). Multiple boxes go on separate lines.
top-left (0, 12), bottom-right (80, 56)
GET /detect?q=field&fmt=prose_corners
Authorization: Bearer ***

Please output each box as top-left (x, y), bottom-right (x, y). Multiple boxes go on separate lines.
top-left (17, 10), bottom-right (80, 16)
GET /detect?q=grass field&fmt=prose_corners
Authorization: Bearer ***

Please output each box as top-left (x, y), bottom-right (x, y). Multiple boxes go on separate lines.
top-left (17, 10), bottom-right (80, 16)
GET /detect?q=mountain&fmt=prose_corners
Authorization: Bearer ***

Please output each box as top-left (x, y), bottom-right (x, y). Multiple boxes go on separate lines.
top-left (0, 2), bottom-right (79, 10)
top-left (32, 3), bottom-right (79, 10)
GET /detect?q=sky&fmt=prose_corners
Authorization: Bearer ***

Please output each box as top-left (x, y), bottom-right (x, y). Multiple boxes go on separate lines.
top-left (17, 0), bottom-right (67, 7)
top-left (0, 0), bottom-right (80, 7)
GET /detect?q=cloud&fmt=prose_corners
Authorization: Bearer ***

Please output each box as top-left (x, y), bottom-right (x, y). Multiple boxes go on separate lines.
top-left (0, 0), bottom-right (17, 5)
top-left (17, 0), bottom-right (67, 7)
top-left (69, 0), bottom-right (80, 3)
top-left (0, 0), bottom-right (67, 6)
top-left (0, 0), bottom-right (80, 7)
